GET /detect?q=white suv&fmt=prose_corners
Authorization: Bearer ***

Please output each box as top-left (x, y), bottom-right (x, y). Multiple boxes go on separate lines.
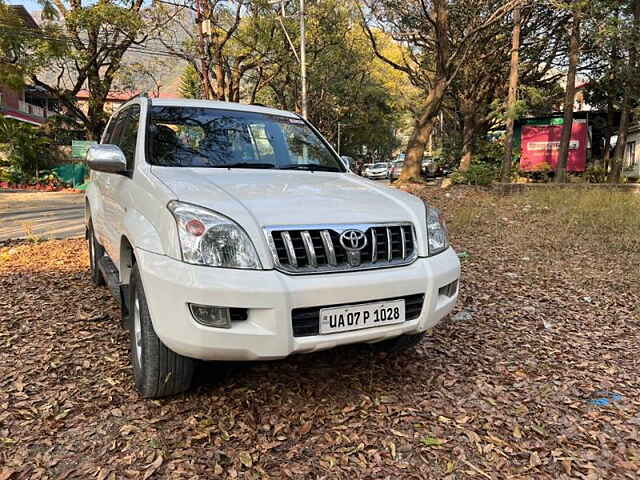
top-left (85, 98), bottom-right (460, 398)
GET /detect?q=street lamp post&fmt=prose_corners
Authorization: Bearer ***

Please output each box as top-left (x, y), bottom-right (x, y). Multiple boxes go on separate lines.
top-left (299, 0), bottom-right (307, 119)
top-left (269, 0), bottom-right (307, 119)
top-left (337, 122), bottom-right (345, 156)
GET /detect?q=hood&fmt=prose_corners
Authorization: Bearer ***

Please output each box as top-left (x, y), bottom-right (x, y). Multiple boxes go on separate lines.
top-left (152, 167), bottom-right (424, 226)
top-left (151, 168), bottom-right (430, 262)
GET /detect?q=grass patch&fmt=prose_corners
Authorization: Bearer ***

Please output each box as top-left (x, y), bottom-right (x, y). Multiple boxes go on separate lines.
top-left (522, 189), bottom-right (640, 252)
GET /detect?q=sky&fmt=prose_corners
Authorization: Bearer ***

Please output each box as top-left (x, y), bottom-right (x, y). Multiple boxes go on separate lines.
top-left (6, 0), bottom-right (42, 13)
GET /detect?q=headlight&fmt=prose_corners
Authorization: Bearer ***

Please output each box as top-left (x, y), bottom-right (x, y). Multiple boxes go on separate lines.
top-left (425, 204), bottom-right (449, 256)
top-left (168, 201), bottom-right (261, 269)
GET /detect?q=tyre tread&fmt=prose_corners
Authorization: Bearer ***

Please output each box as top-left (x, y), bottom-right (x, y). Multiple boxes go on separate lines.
top-left (130, 265), bottom-right (194, 398)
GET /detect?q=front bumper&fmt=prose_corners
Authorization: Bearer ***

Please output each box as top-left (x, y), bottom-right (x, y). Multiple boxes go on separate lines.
top-left (136, 247), bottom-right (460, 361)
top-left (367, 171), bottom-right (388, 179)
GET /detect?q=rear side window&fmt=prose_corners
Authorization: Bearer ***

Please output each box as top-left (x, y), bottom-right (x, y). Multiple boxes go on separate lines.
top-left (118, 106), bottom-right (140, 171)
top-left (107, 105), bottom-right (140, 171)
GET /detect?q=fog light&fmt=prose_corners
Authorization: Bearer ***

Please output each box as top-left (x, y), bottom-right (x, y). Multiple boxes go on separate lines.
top-left (438, 280), bottom-right (458, 298)
top-left (188, 303), bottom-right (231, 328)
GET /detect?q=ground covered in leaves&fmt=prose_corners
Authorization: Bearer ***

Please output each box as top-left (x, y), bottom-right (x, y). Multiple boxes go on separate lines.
top-left (1, 187), bottom-right (639, 479)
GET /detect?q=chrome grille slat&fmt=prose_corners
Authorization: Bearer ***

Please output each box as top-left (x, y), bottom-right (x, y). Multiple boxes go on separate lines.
top-left (320, 230), bottom-right (337, 266)
top-left (281, 231), bottom-right (298, 267)
top-left (300, 231), bottom-right (318, 267)
top-left (265, 223), bottom-right (417, 275)
top-left (371, 228), bottom-right (377, 263)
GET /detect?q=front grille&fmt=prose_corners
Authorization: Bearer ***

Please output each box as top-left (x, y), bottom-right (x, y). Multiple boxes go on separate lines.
top-left (292, 294), bottom-right (425, 337)
top-left (266, 223), bottom-right (417, 274)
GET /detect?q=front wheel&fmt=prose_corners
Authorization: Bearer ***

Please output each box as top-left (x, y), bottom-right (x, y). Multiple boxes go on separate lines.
top-left (129, 264), bottom-right (195, 398)
top-left (370, 332), bottom-right (426, 354)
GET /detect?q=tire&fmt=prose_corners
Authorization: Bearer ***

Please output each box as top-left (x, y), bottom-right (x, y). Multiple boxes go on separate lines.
top-left (370, 332), bottom-right (426, 354)
top-left (129, 264), bottom-right (195, 398)
top-left (88, 219), bottom-right (105, 286)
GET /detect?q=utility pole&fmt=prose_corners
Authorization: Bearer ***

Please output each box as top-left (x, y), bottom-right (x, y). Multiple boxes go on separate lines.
top-left (269, 0), bottom-right (307, 118)
top-left (299, 0), bottom-right (307, 118)
top-left (337, 122), bottom-right (343, 155)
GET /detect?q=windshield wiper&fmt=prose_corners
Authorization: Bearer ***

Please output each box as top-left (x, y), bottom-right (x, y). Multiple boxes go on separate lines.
top-left (280, 164), bottom-right (341, 172)
top-left (212, 162), bottom-right (276, 169)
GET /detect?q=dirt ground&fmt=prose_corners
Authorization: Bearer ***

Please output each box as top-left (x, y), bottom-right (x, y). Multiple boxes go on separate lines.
top-left (1, 187), bottom-right (639, 479)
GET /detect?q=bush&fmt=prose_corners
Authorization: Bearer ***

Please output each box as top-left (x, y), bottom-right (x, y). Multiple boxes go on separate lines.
top-left (0, 116), bottom-right (53, 176)
top-left (0, 165), bottom-right (29, 185)
top-left (451, 162), bottom-right (497, 186)
top-left (585, 165), bottom-right (607, 183)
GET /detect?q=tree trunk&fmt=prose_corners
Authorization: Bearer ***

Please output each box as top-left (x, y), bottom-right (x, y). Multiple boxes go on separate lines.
top-left (501, 6), bottom-right (522, 183)
top-left (555, 11), bottom-right (581, 183)
top-left (399, 80), bottom-right (447, 182)
top-left (603, 98), bottom-right (614, 170)
top-left (459, 108), bottom-right (476, 172)
top-left (398, 0), bottom-right (449, 183)
top-left (608, 91), bottom-right (630, 183)
top-left (608, 0), bottom-right (639, 182)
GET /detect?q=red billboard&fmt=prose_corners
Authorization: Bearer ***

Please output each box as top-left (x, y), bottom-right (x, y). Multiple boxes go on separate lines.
top-left (520, 121), bottom-right (588, 172)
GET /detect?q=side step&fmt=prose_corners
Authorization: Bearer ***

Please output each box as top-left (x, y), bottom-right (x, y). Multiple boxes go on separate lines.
top-left (97, 256), bottom-right (131, 328)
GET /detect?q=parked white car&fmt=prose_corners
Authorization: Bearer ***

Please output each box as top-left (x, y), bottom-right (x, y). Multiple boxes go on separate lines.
top-left (85, 98), bottom-right (460, 397)
top-left (364, 162), bottom-right (390, 179)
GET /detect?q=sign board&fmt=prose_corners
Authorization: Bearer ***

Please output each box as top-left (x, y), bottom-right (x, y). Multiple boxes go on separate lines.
top-left (71, 140), bottom-right (97, 159)
top-left (520, 120), bottom-right (587, 172)
top-left (524, 117), bottom-right (564, 126)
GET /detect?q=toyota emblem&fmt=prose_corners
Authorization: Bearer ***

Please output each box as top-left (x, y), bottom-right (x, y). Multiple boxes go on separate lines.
top-left (339, 229), bottom-right (368, 252)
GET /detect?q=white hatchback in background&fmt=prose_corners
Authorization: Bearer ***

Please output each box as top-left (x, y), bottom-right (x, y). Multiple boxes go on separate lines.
top-left (85, 98), bottom-right (460, 398)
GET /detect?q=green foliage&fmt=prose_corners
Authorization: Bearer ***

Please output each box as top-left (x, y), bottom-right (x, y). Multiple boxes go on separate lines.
top-left (475, 139), bottom-right (506, 167)
top-left (450, 162), bottom-right (497, 186)
top-left (0, 165), bottom-right (28, 184)
top-left (38, 169), bottom-right (63, 186)
top-left (179, 64), bottom-right (202, 99)
top-left (0, 116), bottom-right (52, 177)
top-left (585, 165), bottom-right (607, 183)
top-left (250, 0), bottom-right (403, 161)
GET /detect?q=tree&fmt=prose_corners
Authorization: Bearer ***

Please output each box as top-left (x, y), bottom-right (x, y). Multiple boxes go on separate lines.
top-left (157, 0), bottom-right (278, 103)
top-left (501, 6), bottom-right (522, 183)
top-left (0, 0), bottom-right (176, 139)
top-left (361, 0), bottom-right (522, 183)
top-left (555, 3), bottom-right (583, 183)
top-left (179, 63), bottom-right (202, 99)
top-left (248, 0), bottom-right (405, 160)
top-left (606, 0), bottom-right (640, 182)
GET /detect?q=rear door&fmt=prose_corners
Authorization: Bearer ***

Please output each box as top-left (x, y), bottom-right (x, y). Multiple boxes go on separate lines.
top-left (92, 113), bottom-right (121, 249)
top-left (101, 104), bottom-right (140, 264)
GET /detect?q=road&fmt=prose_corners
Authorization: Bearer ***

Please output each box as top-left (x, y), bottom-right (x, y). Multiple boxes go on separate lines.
top-left (0, 190), bottom-right (85, 242)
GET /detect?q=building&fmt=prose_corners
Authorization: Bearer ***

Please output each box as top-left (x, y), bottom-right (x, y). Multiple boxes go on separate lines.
top-left (622, 123), bottom-right (640, 179)
top-left (75, 87), bottom-right (179, 116)
top-left (0, 6), bottom-right (58, 126)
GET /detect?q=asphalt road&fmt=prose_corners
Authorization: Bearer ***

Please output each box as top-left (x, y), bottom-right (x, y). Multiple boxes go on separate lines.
top-left (0, 190), bottom-right (85, 242)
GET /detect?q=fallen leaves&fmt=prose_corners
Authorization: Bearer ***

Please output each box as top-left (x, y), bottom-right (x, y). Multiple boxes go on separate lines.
top-left (1, 188), bottom-right (640, 478)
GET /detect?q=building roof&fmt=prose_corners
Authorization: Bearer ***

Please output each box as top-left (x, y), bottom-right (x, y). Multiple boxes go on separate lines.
top-left (76, 89), bottom-right (182, 101)
top-left (10, 6), bottom-right (39, 30)
top-left (2, 110), bottom-right (43, 126)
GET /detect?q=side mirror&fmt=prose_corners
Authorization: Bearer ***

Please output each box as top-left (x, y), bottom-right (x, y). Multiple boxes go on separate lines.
top-left (340, 155), bottom-right (351, 171)
top-left (86, 144), bottom-right (127, 173)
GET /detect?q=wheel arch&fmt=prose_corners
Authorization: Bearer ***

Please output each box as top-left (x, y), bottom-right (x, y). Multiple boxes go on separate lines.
top-left (119, 235), bottom-right (135, 285)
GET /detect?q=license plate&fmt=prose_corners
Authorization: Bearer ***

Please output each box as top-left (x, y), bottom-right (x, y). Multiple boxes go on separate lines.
top-left (319, 300), bottom-right (405, 334)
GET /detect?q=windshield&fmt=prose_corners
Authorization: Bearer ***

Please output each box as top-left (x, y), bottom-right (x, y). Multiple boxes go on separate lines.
top-left (147, 106), bottom-right (344, 171)
top-left (393, 161), bottom-right (404, 166)
top-left (372, 163), bottom-right (387, 169)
